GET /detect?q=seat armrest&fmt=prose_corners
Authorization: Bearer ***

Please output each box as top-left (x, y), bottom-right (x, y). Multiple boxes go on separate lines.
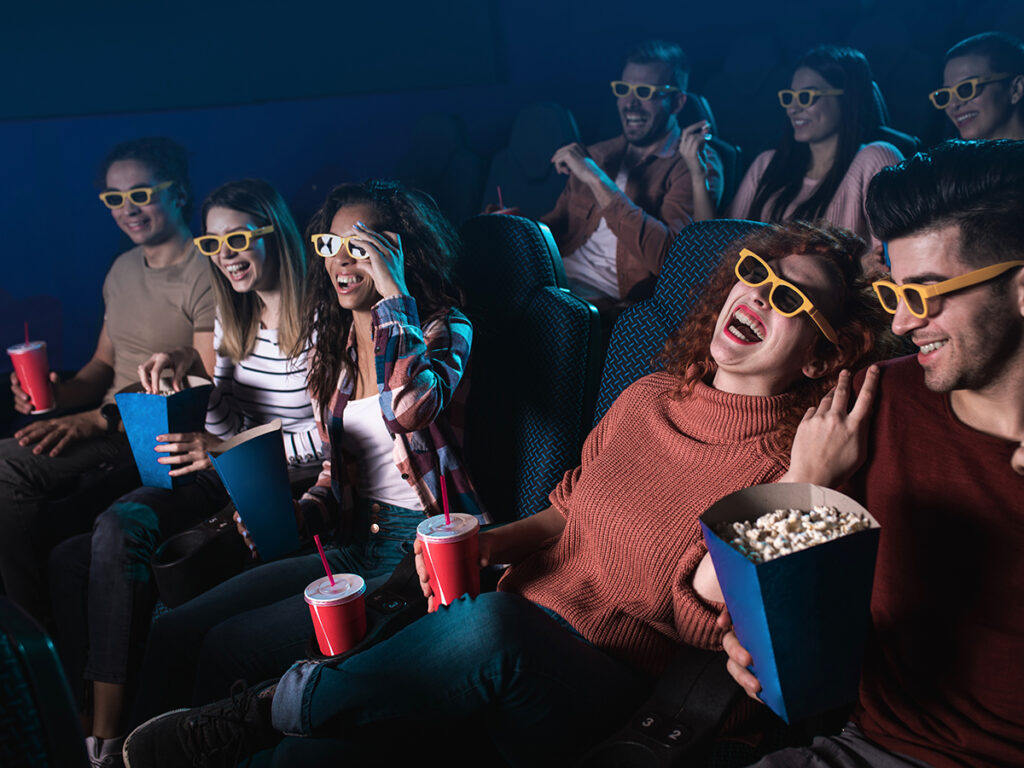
top-left (578, 646), bottom-right (742, 768)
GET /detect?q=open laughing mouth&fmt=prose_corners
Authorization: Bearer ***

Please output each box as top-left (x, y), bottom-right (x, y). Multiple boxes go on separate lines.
top-left (725, 307), bottom-right (766, 344)
top-left (225, 262), bottom-right (251, 281)
top-left (335, 273), bottom-right (366, 293)
top-left (917, 339), bottom-right (948, 356)
top-left (623, 112), bottom-right (648, 128)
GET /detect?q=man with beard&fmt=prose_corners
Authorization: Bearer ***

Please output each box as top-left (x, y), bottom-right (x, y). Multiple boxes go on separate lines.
top-left (715, 139), bottom-right (1024, 768)
top-left (540, 40), bottom-right (722, 317)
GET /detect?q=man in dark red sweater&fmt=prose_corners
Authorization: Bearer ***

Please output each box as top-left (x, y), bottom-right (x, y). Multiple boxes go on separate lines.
top-left (725, 139), bottom-right (1024, 767)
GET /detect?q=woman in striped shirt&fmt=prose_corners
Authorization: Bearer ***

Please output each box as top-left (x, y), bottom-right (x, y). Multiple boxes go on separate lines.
top-left (142, 178), bottom-right (322, 471)
top-left (49, 178), bottom-right (315, 764)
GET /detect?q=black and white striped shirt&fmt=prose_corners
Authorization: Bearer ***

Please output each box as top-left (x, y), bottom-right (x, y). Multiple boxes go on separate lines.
top-left (206, 317), bottom-right (323, 465)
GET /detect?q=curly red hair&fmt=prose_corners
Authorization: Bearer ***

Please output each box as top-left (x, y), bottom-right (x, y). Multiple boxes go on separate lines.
top-left (658, 220), bottom-right (896, 462)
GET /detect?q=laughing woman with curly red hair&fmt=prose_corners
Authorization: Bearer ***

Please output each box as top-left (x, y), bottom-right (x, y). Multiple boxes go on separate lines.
top-left (125, 221), bottom-right (893, 768)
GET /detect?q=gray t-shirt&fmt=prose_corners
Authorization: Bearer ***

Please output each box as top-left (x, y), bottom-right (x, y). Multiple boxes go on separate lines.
top-left (101, 244), bottom-right (215, 402)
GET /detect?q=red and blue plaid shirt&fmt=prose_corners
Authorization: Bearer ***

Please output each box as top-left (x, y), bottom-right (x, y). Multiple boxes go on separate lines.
top-left (299, 295), bottom-right (487, 544)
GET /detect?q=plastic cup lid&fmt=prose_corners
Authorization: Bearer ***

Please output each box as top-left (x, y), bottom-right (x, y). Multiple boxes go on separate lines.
top-left (416, 513), bottom-right (479, 541)
top-left (7, 341), bottom-right (45, 354)
top-left (304, 573), bottom-right (366, 606)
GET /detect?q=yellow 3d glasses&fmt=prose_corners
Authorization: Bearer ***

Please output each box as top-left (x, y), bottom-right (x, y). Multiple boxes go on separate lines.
top-left (928, 74), bottom-right (1012, 109)
top-left (735, 249), bottom-right (839, 345)
top-left (610, 81), bottom-right (679, 100)
top-left (194, 226), bottom-right (275, 256)
top-left (872, 260), bottom-right (1024, 318)
top-left (310, 233), bottom-right (368, 259)
top-left (777, 88), bottom-right (844, 108)
top-left (99, 180), bottom-right (173, 209)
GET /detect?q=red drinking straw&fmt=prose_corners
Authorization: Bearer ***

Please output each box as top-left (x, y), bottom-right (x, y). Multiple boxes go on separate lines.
top-left (496, 185), bottom-right (504, 210)
top-left (441, 475), bottom-right (451, 526)
top-left (314, 534), bottom-right (334, 586)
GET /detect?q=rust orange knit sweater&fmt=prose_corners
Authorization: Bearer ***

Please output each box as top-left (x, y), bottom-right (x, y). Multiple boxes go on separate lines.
top-left (498, 371), bottom-right (792, 678)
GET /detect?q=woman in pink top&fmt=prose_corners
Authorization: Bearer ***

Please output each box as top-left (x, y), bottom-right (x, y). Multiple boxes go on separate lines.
top-left (728, 46), bottom-right (903, 269)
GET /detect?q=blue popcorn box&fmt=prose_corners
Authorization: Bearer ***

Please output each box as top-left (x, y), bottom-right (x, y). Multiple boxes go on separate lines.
top-left (700, 483), bottom-right (880, 724)
top-left (208, 419), bottom-right (299, 561)
top-left (115, 376), bottom-right (213, 490)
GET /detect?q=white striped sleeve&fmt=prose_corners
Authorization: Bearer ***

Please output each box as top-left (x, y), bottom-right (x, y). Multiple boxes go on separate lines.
top-left (206, 316), bottom-right (244, 440)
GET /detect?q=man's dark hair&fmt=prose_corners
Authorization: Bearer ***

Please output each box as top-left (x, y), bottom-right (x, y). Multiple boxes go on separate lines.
top-left (945, 31), bottom-right (1024, 76)
top-left (625, 40), bottom-right (689, 93)
top-left (96, 136), bottom-right (193, 221)
top-left (866, 139), bottom-right (1024, 267)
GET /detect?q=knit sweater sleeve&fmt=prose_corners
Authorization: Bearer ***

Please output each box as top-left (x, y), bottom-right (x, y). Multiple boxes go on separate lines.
top-left (671, 539), bottom-right (725, 650)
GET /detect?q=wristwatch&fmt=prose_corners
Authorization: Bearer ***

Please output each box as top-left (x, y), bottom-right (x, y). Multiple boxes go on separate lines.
top-left (100, 402), bottom-right (122, 434)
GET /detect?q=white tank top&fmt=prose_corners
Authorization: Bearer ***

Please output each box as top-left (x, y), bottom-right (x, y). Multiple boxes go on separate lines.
top-left (341, 395), bottom-right (424, 510)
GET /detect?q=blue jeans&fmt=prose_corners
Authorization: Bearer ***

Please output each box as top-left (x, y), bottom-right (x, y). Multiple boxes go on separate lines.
top-left (265, 591), bottom-right (648, 767)
top-left (129, 499), bottom-right (421, 727)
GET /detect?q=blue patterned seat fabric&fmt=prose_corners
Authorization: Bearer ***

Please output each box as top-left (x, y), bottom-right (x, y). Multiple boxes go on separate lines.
top-left (0, 597), bottom-right (87, 767)
top-left (593, 219), bottom-right (766, 426)
top-left (457, 214), bottom-right (602, 522)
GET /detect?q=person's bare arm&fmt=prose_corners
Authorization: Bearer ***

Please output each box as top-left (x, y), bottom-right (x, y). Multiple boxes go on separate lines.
top-left (192, 330), bottom-right (215, 379)
top-left (478, 505), bottom-right (567, 566)
top-left (53, 321), bottom-right (116, 409)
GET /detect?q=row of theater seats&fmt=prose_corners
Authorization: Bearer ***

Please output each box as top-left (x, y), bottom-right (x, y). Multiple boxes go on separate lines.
top-left (389, 96), bottom-right (739, 227)
top-left (2, 217), bottom-right (771, 767)
top-left (389, 83), bottom-right (920, 231)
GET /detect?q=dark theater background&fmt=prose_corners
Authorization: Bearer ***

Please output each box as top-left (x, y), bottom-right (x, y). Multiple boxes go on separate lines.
top-left (2, 0), bottom-right (1022, 396)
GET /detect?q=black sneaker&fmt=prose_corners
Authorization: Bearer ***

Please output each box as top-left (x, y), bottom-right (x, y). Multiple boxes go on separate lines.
top-left (122, 680), bottom-right (281, 768)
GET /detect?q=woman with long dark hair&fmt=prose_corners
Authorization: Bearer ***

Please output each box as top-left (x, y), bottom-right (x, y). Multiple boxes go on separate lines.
top-left (728, 46), bottom-right (902, 263)
top-left (124, 221), bottom-right (895, 768)
top-left (126, 179), bottom-right (483, 729)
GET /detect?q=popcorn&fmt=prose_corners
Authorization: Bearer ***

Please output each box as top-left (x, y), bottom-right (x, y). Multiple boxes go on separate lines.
top-left (716, 505), bottom-right (870, 563)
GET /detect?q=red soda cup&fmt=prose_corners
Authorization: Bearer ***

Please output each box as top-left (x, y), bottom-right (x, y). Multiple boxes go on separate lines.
top-left (7, 341), bottom-right (55, 414)
top-left (304, 573), bottom-right (367, 656)
top-left (416, 513), bottom-right (480, 612)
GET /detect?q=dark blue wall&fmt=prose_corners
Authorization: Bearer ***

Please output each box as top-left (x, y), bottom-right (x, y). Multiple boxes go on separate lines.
top-left (3, 0), bottom-right (1023, 372)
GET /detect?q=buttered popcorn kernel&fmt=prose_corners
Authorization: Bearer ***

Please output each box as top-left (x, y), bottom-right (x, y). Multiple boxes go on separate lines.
top-left (717, 505), bottom-right (870, 563)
